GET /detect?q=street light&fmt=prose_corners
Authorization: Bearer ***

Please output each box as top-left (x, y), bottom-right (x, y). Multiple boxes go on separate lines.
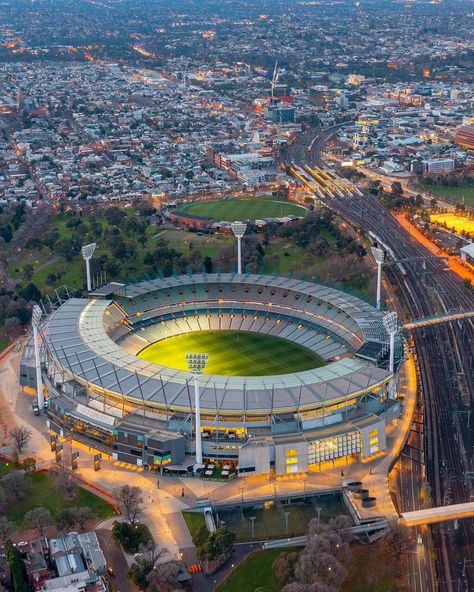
top-left (383, 311), bottom-right (398, 375)
top-left (371, 246), bottom-right (385, 310)
top-left (32, 305), bottom-right (44, 410)
top-left (81, 243), bottom-right (96, 292)
top-left (284, 511), bottom-right (291, 537)
top-left (186, 353), bottom-right (208, 466)
top-left (231, 222), bottom-right (247, 275)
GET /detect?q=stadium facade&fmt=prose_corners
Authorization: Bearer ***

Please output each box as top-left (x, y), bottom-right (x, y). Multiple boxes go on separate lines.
top-left (22, 273), bottom-right (402, 477)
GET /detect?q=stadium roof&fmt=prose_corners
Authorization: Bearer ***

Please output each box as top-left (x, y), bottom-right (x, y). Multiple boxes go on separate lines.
top-left (43, 274), bottom-right (392, 415)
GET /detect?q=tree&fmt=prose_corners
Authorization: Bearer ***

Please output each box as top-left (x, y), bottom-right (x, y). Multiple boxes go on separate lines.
top-left (273, 551), bottom-right (300, 586)
top-left (115, 485), bottom-right (143, 524)
top-left (23, 263), bottom-right (34, 282)
top-left (0, 516), bottom-right (14, 543)
top-left (4, 317), bottom-right (21, 339)
top-left (379, 519), bottom-right (412, 577)
top-left (128, 542), bottom-right (165, 588)
top-left (2, 471), bottom-right (32, 500)
top-left (56, 508), bottom-right (78, 532)
top-left (391, 181), bottom-right (404, 198)
top-left (128, 557), bottom-right (154, 589)
top-left (147, 560), bottom-right (184, 592)
top-left (24, 507), bottom-right (52, 535)
top-left (112, 521), bottom-right (152, 553)
top-left (280, 515), bottom-right (352, 592)
top-left (5, 539), bottom-right (30, 592)
top-left (54, 462), bottom-right (77, 497)
top-left (21, 457), bottom-right (36, 472)
top-left (74, 506), bottom-right (97, 530)
top-left (9, 426), bottom-right (32, 453)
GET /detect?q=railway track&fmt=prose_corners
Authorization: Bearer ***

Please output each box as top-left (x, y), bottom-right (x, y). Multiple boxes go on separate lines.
top-left (283, 128), bottom-right (474, 591)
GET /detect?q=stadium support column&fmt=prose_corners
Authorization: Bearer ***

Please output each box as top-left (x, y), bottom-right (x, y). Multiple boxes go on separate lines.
top-left (383, 312), bottom-right (398, 398)
top-left (186, 353), bottom-right (209, 467)
top-left (231, 222), bottom-right (247, 275)
top-left (81, 243), bottom-right (97, 292)
top-left (32, 305), bottom-right (44, 410)
top-left (371, 246), bottom-right (385, 311)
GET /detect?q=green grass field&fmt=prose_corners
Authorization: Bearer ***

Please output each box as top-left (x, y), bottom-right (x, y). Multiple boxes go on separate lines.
top-left (0, 463), bottom-right (115, 525)
top-left (428, 185), bottom-right (474, 208)
top-left (216, 547), bottom-right (303, 592)
top-left (182, 511), bottom-right (206, 543)
top-left (138, 330), bottom-right (325, 376)
top-left (218, 496), bottom-right (346, 542)
top-left (179, 198), bottom-right (306, 221)
top-left (217, 544), bottom-right (394, 592)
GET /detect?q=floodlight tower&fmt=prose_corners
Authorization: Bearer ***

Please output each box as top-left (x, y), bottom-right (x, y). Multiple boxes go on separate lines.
top-left (371, 246), bottom-right (385, 311)
top-left (186, 353), bottom-right (209, 466)
top-left (81, 243), bottom-right (96, 292)
top-left (383, 312), bottom-right (398, 375)
top-left (231, 222), bottom-right (247, 275)
top-left (32, 305), bottom-right (44, 410)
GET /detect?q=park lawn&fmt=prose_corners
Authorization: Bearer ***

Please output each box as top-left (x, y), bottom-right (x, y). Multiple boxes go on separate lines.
top-left (138, 331), bottom-right (325, 376)
top-left (179, 198), bottom-right (306, 222)
top-left (2, 468), bottom-right (115, 525)
top-left (0, 336), bottom-right (10, 354)
top-left (216, 547), bottom-right (303, 592)
top-left (6, 208), bottom-right (157, 293)
top-left (216, 497), bottom-right (345, 542)
top-left (429, 184), bottom-right (474, 208)
top-left (182, 511), bottom-right (206, 543)
top-left (162, 229), bottom-right (235, 258)
top-left (218, 543), bottom-right (394, 592)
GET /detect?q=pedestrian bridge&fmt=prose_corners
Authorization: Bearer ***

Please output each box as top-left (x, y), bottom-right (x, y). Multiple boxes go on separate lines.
top-left (401, 503), bottom-right (474, 526)
top-left (403, 310), bottom-right (474, 330)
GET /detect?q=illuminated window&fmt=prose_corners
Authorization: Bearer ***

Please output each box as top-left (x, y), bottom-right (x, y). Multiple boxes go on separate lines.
top-left (286, 449), bottom-right (298, 456)
top-left (286, 457), bottom-right (298, 465)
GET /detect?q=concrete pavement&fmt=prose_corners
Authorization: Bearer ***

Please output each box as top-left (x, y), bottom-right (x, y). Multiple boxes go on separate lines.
top-left (1, 339), bottom-right (419, 568)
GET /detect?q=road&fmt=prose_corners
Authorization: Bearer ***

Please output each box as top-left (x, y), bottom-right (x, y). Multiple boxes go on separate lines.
top-left (96, 528), bottom-right (135, 592)
top-left (283, 126), bottom-right (474, 592)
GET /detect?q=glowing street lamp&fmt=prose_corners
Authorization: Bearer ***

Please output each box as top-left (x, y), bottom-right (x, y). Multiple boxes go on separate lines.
top-left (231, 222), bottom-right (247, 275)
top-left (81, 243), bottom-right (96, 292)
top-left (383, 311), bottom-right (398, 374)
top-left (371, 246), bottom-right (385, 310)
top-left (186, 353), bottom-right (208, 466)
top-left (32, 305), bottom-right (44, 410)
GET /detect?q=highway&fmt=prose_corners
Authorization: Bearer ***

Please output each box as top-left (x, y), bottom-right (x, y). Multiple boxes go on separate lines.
top-left (282, 127), bottom-right (474, 592)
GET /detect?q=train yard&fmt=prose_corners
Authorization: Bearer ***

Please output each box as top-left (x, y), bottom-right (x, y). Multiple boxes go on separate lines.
top-left (282, 128), bottom-right (474, 592)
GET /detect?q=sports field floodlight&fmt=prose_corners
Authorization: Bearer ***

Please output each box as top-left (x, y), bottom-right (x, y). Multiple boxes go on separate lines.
top-left (383, 312), bottom-right (398, 375)
top-left (32, 304), bottom-right (44, 410)
top-left (231, 222), bottom-right (247, 275)
top-left (186, 353), bottom-right (209, 466)
top-left (371, 246), bottom-right (385, 311)
top-left (81, 243), bottom-right (96, 292)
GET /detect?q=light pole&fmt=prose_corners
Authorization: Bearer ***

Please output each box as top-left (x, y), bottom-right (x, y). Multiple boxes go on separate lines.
top-left (231, 222), bottom-right (247, 275)
top-left (186, 353), bottom-right (208, 467)
top-left (249, 516), bottom-right (256, 538)
top-left (81, 243), bottom-right (96, 292)
top-left (284, 511), bottom-right (290, 537)
top-left (383, 311), bottom-right (398, 374)
top-left (371, 246), bottom-right (385, 310)
top-left (32, 305), bottom-right (44, 410)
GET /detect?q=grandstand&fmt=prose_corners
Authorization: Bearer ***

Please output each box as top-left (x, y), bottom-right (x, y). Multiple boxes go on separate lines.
top-left (31, 273), bottom-right (403, 477)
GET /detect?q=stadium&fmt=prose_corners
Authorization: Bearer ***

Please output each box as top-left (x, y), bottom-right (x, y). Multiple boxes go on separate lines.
top-left (27, 273), bottom-right (402, 477)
